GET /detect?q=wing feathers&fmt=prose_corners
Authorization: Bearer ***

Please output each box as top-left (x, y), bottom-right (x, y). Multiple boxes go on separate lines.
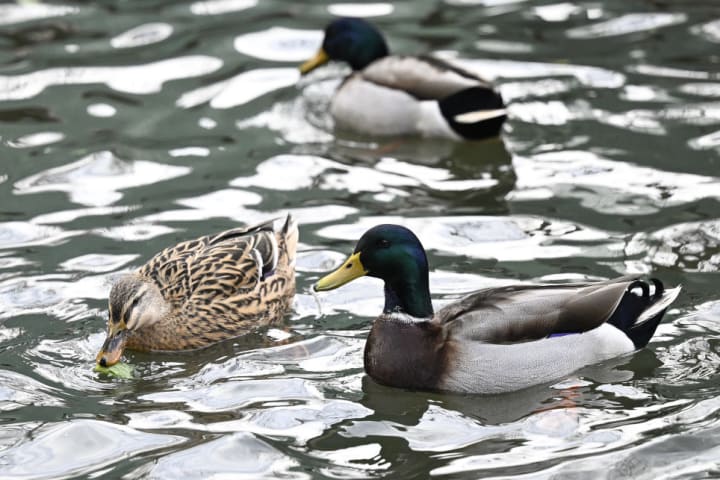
top-left (438, 278), bottom-right (644, 344)
top-left (139, 215), bottom-right (295, 306)
top-left (361, 56), bottom-right (487, 100)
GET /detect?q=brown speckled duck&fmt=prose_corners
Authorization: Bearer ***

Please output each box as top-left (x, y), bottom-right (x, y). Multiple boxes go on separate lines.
top-left (96, 215), bottom-right (298, 367)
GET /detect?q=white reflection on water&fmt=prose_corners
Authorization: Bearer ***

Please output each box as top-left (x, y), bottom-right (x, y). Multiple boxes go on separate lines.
top-left (0, 274), bottom-right (108, 319)
top-left (177, 68), bottom-right (299, 109)
top-left (86, 103), bottom-right (117, 117)
top-left (32, 206), bottom-right (134, 225)
top-left (6, 131), bottom-right (64, 149)
top-left (209, 400), bottom-right (372, 443)
top-left (628, 219), bottom-right (720, 272)
top-left (0, 222), bottom-right (79, 250)
top-left (141, 378), bottom-right (321, 412)
top-left (130, 432), bottom-right (306, 480)
top-left (0, 420), bottom-right (184, 479)
top-left (689, 129), bottom-right (720, 150)
top-left (475, 39), bottom-right (534, 54)
top-left (0, 369), bottom-right (63, 411)
top-left (110, 23), bottom-right (174, 49)
top-left (190, 0), bottom-right (257, 15)
top-left (532, 3), bottom-right (583, 22)
top-left (15, 151), bottom-right (190, 207)
top-left (566, 13), bottom-right (687, 39)
top-left (680, 82), bottom-right (720, 97)
top-left (60, 253), bottom-right (139, 273)
top-left (693, 18), bottom-right (720, 43)
top-left (631, 64), bottom-right (719, 81)
top-left (129, 398), bottom-right (372, 447)
top-left (0, 56), bottom-right (222, 101)
top-left (176, 188), bottom-right (262, 209)
top-left (311, 444), bottom-right (388, 476)
top-left (316, 215), bottom-right (604, 261)
top-left (236, 94), bottom-right (336, 144)
top-left (139, 192), bottom-right (357, 227)
top-left (234, 27), bottom-right (323, 62)
top-left (327, 3), bottom-right (394, 17)
top-left (445, 0), bottom-right (527, 7)
top-left (0, 3), bottom-right (78, 26)
top-left (231, 154), bottom-right (497, 194)
top-left (168, 146), bottom-right (210, 157)
top-left (508, 100), bottom-right (575, 125)
top-left (510, 150), bottom-right (720, 214)
top-left (430, 401), bottom-right (690, 477)
top-left (93, 223), bottom-right (178, 242)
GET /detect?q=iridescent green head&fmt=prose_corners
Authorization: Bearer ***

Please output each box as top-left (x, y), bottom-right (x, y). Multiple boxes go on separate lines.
top-left (315, 225), bottom-right (433, 318)
top-left (300, 18), bottom-right (390, 74)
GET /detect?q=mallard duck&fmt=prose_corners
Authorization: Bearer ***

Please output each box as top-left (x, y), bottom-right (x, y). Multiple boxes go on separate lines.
top-left (300, 18), bottom-right (506, 140)
top-left (314, 224), bottom-right (681, 394)
top-left (96, 215), bottom-right (298, 367)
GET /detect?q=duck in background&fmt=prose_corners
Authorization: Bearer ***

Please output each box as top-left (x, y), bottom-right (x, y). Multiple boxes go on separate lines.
top-left (300, 18), bottom-right (506, 140)
top-left (96, 215), bottom-right (298, 368)
top-left (314, 224), bottom-right (681, 394)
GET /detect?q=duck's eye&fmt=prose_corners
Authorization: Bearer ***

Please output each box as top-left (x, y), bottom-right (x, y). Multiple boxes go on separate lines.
top-left (132, 296), bottom-right (141, 307)
top-left (376, 238), bottom-right (390, 248)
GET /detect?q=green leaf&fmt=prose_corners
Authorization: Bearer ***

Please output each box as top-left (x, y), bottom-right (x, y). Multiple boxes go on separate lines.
top-left (94, 362), bottom-right (135, 379)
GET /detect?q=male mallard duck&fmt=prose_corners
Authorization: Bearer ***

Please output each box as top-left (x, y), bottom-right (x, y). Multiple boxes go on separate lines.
top-left (300, 18), bottom-right (506, 140)
top-left (314, 224), bottom-right (681, 394)
top-left (96, 215), bottom-right (298, 367)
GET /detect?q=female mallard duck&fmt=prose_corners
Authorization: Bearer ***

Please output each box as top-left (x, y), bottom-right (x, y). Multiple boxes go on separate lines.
top-left (96, 215), bottom-right (298, 367)
top-left (314, 224), bottom-right (681, 394)
top-left (300, 17), bottom-right (506, 140)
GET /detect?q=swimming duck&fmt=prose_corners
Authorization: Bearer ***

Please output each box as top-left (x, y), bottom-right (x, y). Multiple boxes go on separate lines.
top-left (314, 224), bottom-right (681, 394)
top-left (96, 215), bottom-right (298, 367)
top-left (300, 18), bottom-right (506, 140)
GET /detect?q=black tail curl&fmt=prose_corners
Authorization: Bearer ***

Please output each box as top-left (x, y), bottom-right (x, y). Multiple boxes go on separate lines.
top-left (607, 278), bottom-right (669, 348)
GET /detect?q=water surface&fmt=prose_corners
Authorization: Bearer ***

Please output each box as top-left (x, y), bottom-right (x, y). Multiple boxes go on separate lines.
top-left (1, 0), bottom-right (719, 478)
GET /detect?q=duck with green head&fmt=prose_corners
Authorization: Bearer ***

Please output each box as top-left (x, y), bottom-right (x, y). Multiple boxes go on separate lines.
top-left (314, 224), bottom-right (681, 394)
top-left (300, 18), bottom-right (506, 140)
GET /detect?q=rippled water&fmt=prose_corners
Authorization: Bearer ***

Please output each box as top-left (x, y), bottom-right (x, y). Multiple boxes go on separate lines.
top-left (1, 0), bottom-right (719, 478)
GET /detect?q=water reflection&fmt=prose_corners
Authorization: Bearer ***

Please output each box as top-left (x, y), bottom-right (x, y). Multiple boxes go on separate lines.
top-left (0, 420), bottom-right (184, 479)
top-left (110, 23), bottom-right (173, 49)
top-left (0, 56), bottom-right (222, 100)
top-left (15, 151), bottom-right (190, 207)
top-left (0, 3), bottom-right (79, 26)
top-left (190, 0), bottom-right (258, 16)
top-left (177, 68), bottom-right (300, 109)
top-left (130, 432), bottom-right (305, 480)
top-left (566, 13), bottom-right (687, 39)
top-left (0, 0), bottom-right (717, 478)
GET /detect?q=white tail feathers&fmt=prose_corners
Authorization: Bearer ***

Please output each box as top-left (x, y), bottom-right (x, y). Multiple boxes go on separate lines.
top-left (637, 286), bottom-right (682, 324)
top-left (454, 108), bottom-right (507, 124)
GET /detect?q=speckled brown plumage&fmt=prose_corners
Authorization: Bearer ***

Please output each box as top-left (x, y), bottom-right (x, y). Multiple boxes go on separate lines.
top-left (97, 215), bottom-right (297, 363)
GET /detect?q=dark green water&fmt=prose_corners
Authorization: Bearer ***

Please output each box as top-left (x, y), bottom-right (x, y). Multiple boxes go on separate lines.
top-left (1, 0), bottom-right (719, 478)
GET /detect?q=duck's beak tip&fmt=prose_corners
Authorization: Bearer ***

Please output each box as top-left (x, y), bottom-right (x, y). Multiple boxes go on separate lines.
top-left (95, 329), bottom-right (128, 368)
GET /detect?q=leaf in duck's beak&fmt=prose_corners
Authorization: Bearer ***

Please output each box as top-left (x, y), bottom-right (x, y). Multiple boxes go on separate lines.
top-left (314, 252), bottom-right (368, 291)
top-left (300, 48), bottom-right (330, 75)
top-left (94, 361), bottom-right (134, 379)
top-left (96, 329), bottom-right (128, 368)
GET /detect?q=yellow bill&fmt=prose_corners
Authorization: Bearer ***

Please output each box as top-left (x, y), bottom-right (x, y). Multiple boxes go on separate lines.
top-left (300, 48), bottom-right (330, 75)
top-left (315, 252), bottom-right (367, 291)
